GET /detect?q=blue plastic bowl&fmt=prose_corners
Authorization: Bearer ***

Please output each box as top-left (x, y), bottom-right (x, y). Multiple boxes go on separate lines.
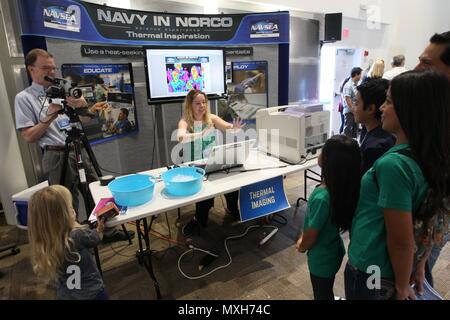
top-left (108, 174), bottom-right (156, 206)
top-left (161, 167), bottom-right (205, 197)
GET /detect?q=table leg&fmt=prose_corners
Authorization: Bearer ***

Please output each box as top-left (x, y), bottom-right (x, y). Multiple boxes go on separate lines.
top-left (135, 218), bottom-right (162, 299)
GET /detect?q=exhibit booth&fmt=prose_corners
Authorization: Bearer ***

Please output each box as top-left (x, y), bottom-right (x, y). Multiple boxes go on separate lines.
top-left (16, 0), bottom-right (294, 177)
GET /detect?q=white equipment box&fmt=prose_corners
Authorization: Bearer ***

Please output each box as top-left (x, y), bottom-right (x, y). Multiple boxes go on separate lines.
top-left (256, 105), bottom-right (330, 164)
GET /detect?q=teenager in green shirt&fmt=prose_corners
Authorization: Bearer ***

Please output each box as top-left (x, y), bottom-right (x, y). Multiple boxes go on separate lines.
top-left (296, 135), bottom-right (361, 300)
top-left (345, 70), bottom-right (450, 300)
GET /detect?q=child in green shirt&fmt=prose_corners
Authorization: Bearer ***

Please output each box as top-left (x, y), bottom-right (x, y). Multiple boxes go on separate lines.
top-left (296, 135), bottom-right (361, 300)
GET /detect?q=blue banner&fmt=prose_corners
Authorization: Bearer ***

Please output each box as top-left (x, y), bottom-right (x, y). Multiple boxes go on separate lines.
top-left (239, 176), bottom-right (290, 222)
top-left (18, 0), bottom-right (289, 45)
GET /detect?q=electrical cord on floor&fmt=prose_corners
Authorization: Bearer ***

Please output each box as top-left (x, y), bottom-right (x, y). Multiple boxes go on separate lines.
top-left (177, 224), bottom-right (278, 280)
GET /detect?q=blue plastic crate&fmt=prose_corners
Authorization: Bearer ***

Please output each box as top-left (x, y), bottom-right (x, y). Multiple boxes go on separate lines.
top-left (14, 201), bottom-right (28, 227)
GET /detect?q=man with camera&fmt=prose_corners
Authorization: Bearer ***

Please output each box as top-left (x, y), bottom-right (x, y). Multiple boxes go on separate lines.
top-left (14, 48), bottom-right (133, 243)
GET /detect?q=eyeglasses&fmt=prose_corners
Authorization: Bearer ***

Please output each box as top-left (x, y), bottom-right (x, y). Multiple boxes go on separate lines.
top-left (32, 65), bottom-right (59, 71)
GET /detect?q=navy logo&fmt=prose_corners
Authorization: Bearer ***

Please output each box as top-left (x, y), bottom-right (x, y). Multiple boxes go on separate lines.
top-left (250, 20), bottom-right (280, 38)
top-left (43, 2), bottom-right (81, 32)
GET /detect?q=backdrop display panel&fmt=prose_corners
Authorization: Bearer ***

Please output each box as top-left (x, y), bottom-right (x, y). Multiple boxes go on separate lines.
top-left (61, 63), bottom-right (138, 144)
top-left (144, 47), bottom-right (226, 104)
top-left (218, 60), bottom-right (268, 124)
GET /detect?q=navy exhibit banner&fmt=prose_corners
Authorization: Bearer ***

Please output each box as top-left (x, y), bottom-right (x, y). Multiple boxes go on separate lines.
top-left (18, 0), bottom-right (289, 45)
top-left (239, 176), bottom-right (290, 222)
top-left (61, 63), bottom-right (138, 144)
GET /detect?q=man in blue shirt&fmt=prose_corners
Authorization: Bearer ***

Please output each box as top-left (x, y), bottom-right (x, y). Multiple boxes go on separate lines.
top-left (353, 78), bottom-right (395, 174)
top-left (15, 48), bottom-right (134, 243)
top-left (112, 108), bottom-right (133, 134)
top-left (342, 67), bottom-right (362, 138)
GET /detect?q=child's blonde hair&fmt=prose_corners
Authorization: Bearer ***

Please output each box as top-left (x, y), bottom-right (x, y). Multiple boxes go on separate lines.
top-left (183, 89), bottom-right (212, 131)
top-left (28, 185), bottom-right (81, 280)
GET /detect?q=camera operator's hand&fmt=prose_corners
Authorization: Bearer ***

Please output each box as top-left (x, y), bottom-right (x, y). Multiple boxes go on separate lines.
top-left (47, 103), bottom-right (62, 119)
top-left (66, 96), bottom-right (88, 109)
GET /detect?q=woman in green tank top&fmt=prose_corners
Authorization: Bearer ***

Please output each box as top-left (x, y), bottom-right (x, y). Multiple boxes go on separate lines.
top-left (177, 89), bottom-right (244, 161)
top-left (177, 90), bottom-right (244, 236)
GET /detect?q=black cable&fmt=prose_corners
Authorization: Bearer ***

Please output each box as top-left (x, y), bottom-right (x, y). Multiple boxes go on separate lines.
top-left (38, 95), bottom-right (60, 124)
top-left (228, 165), bottom-right (289, 173)
top-left (151, 107), bottom-right (157, 169)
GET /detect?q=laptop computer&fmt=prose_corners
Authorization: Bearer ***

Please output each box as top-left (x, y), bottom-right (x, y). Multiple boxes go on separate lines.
top-left (193, 139), bottom-right (256, 174)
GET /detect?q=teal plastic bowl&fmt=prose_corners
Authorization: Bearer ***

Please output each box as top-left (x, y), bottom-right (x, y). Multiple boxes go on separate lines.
top-left (161, 167), bottom-right (205, 197)
top-left (108, 174), bottom-right (156, 206)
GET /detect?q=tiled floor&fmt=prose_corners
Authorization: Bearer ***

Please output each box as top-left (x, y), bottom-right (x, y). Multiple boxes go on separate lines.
top-left (0, 169), bottom-right (449, 300)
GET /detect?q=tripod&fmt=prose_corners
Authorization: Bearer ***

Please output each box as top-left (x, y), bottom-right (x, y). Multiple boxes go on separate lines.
top-left (59, 105), bottom-right (102, 219)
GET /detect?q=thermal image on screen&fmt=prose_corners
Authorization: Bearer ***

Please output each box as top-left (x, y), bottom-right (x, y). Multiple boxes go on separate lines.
top-left (165, 57), bottom-right (206, 93)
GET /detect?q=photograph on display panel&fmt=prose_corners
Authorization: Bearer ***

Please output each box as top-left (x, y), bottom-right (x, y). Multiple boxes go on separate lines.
top-left (218, 60), bottom-right (268, 124)
top-left (61, 63), bottom-right (138, 143)
top-left (166, 58), bottom-right (205, 93)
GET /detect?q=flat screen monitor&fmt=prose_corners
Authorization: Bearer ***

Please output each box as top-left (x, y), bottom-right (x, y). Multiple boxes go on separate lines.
top-left (144, 46), bottom-right (226, 104)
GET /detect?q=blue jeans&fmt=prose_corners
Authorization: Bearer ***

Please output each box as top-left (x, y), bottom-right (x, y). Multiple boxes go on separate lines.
top-left (425, 233), bottom-right (449, 286)
top-left (344, 262), bottom-right (395, 300)
top-left (343, 112), bottom-right (357, 138)
top-left (94, 287), bottom-right (109, 300)
top-left (339, 112), bottom-right (344, 134)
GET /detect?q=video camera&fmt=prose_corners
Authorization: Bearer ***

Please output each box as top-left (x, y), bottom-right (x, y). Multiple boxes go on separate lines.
top-left (45, 76), bottom-right (83, 100)
top-left (44, 76), bottom-right (95, 122)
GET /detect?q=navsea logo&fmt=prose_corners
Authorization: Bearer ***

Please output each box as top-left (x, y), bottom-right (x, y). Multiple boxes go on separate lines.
top-left (43, 2), bottom-right (81, 33)
top-left (250, 20), bottom-right (280, 38)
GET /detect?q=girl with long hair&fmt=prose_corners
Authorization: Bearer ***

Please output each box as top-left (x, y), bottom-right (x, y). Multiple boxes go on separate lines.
top-left (296, 135), bottom-right (361, 300)
top-left (28, 185), bottom-right (107, 300)
top-left (345, 70), bottom-right (450, 300)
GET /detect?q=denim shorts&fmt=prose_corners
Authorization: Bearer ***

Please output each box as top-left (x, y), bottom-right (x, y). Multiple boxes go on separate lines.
top-left (345, 261), bottom-right (395, 300)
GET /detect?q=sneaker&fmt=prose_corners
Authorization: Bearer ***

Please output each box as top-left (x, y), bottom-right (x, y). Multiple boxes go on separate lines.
top-left (182, 219), bottom-right (200, 237)
top-left (102, 229), bottom-right (135, 244)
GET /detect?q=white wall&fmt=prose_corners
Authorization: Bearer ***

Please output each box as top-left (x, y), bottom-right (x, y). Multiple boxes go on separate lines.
top-left (153, 0), bottom-right (450, 70)
top-left (0, 62), bottom-right (28, 225)
top-left (387, 0), bottom-right (450, 70)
